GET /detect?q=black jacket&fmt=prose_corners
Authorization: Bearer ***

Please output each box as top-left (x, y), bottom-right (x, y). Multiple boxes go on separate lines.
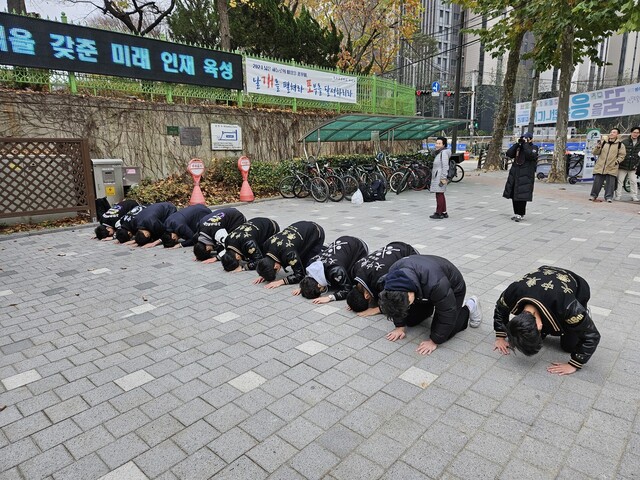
top-left (386, 255), bottom-right (466, 343)
top-left (308, 236), bottom-right (368, 300)
top-left (265, 221), bottom-right (325, 285)
top-left (130, 202), bottom-right (177, 239)
top-left (225, 217), bottom-right (280, 270)
top-left (100, 199), bottom-right (139, 228)
top-left (503, 141), bottom-right (539, 202)
top-left (197, 208), bottom-right (246, 254)
top-left (163, 204), bottom-right (212, 247)
top-left (493, 266), bottom-right (600, 369)
top-left (353, 242), bottom-right (418, 301)
top-left (117, 205), bottom-right (146, 232)
top-left (620, 137), bottom-right (640, 171)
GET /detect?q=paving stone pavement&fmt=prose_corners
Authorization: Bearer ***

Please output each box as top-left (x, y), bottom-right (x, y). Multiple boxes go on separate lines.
top-left (1, 166), bottom-right (640, 480)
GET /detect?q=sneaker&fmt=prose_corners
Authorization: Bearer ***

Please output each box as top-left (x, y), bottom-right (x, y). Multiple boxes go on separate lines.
top-left (614, 196), bottom-right (621, 201)
top-left (512, 215), bottom-right (522, 222)
top-left (606, 199), bottom-right (613, 203)
top-left (429, 213), bottom-right (444, 219)
top-left (467, 295), bottom-right (482, 328)
top-left (442, 212), bottom-right (449, 218)
top-left (588, 197), bottom-right (594, 201)
top-left (632, 197), bottom-right (639, 202)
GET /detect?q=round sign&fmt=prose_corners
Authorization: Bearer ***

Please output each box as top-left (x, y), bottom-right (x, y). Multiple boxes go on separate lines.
top-left (586, 129), bottom-right (601, 141)
top-left (187, 158), bottom-right (205, 176)
top-left (238, 155), bottom-right (250, 172)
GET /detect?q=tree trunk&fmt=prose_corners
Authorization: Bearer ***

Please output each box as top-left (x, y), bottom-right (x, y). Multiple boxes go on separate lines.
top-left (7, 0), bottom-right (27, 14)
top-left (548, 25), bottom-right (574, 183)
top-left (484, 28), bottom-right (525, 170)
top-left (217, 0), bottom-right (231, 50)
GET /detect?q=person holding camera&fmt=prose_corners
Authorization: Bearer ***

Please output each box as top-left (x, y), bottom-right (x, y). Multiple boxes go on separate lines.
top-left (590, 128), bottom-right (626, 202)
top-left (503, 132), bottom-right (539, 222)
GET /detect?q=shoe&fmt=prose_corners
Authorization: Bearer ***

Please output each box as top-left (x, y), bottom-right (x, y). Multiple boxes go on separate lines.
top-left (511, 215), bottom-right (522, 222)
top-left (606, 199), bottom-right (613, 203)
top-left (614, 196), bottom-right (621, 201)
top-left (588, 197), bottom-right (594, 201)
top-left (442, 212), bottom-right (449, 218)
top-left (467, 295), bottom-right (482, 328)
top-left (429, 213), bottom-right (444, 219)
top-left (632, 198), bottom-right (639, 202)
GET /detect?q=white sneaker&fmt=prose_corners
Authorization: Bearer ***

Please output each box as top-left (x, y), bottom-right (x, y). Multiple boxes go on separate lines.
top-left (511, 215), bottom-right (522, 222)
top-left (467, 295), bottom-right (482, 328)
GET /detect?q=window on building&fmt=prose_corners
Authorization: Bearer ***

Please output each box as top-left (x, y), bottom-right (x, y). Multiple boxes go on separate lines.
top-left (445, 12), bottom-right (450, 23)
top-left (437, 57), bottom-right (441, 65)
top-left (439, 9), bottom-right (443, 18)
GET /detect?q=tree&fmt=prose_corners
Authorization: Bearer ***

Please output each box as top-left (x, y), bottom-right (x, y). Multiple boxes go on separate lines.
top-left (63, 1), bottom-right (176, 36)
top-left (7, 0), bottom-right (27, 14)
top-left (169, 0), bottom-right (342, 68)
top-left (455, 1), bottom-right (534, 170)
top-left (528, 0), bottom-right (626, 182)
top-left (299, 0), bottom-right (421, 74)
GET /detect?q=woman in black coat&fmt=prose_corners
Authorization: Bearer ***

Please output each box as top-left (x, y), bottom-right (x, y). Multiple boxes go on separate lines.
top-left (503, 132), bottom-right (539, 222)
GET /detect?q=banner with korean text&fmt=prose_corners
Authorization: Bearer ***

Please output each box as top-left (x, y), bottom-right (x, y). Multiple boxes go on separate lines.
top-left (245, 58), bottom-right (357, 104)
top-left (515, 82), bottom-right (640, 126)
top-left (0, 12), bottom-right (243, 89)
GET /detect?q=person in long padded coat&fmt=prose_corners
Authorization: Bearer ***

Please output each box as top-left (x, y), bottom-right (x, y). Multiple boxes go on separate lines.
top-left (429, 137), bottom-right (451, 219)
top-left (503, 132), bottom-right (539, 222)
top-left (378, 255), bottom-right (482, 355)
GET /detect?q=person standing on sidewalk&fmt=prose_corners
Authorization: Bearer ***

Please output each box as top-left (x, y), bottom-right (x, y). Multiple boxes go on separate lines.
top-left (590, 128), bottom-right (626, 202)
top-left (429, 137), bottom-right (451, 219)
top-left (616, 127), bottom-right (640, 202)
top-left (503, 132), bottom-right (539, 222)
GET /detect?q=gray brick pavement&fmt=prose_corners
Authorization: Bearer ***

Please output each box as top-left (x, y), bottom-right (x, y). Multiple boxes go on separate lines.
top-left (2, 170), bottom-right (640, 478)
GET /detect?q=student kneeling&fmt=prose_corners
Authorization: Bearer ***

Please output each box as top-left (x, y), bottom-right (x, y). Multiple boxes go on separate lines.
top-left (379, 255), bottom-right (482, 355)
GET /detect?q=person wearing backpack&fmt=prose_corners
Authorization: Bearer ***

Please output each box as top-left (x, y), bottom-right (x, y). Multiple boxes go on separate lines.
top-left (429, 136), bottom-right (451, 219)
top-left (503, 132), bottom-right (539, 222)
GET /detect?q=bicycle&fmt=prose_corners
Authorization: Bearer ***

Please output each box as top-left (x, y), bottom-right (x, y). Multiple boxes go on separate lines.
top-left (278, 166), bottom-right (329, 202)
top-left (307, 160), bottom-right (346, 202)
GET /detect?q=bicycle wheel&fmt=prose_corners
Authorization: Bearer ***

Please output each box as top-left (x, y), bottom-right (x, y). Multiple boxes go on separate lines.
top-left (310, 177), bottom-right (329, 202)
top-left (325, 175), bottom-right (345, 202)
top-left (278, 176), bottom-right (296, 198)
top-left (411, 168), bottom-right (428, 190)
top-left (293, 175), bottom-right (310, 198)
top-left (341, 174), bottom-right (359, 201)
top-left (389, 171), bottom-right (405, 193)
top-left (450, 164), bottom-right (465, 183)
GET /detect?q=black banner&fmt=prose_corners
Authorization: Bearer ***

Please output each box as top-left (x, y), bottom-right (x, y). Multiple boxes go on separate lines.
top-left (0, 12), bottom-right (243, 90)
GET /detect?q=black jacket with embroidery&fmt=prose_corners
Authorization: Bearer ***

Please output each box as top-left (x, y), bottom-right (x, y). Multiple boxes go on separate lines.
top-left (225, 217), bottom-right (280, 270)
top-left (386, 255), bottom-right (466, 343)
top-left (493, 265), bottom-right (600, 369)
top-left (130, 202), bottom-right (177, 239)
top-left (309, 236), bottom-right (368, 300)
top-left (163, 204), bottom-right (212, 247)
top-left (197, 208), bottom-right (246, 254)
top-left (265, 221), bottom-right (325, 285)
top-left (353, 242), bottom-right (418, 301)
top-left (117, 204), bottom-right (146, 233)
top-left (100, 199), bottom-right (139, 228)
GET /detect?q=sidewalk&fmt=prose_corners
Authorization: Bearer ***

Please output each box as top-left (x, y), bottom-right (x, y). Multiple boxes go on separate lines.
top-left (1, 170), bottom-right (639, 479)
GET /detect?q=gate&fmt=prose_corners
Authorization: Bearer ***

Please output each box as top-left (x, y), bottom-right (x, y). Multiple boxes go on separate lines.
top-left (0, 138), bottom-right (96, 220)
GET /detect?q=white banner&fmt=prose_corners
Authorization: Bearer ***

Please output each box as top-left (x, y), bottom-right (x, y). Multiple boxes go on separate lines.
top-left (515, 82), bottom-right (640, 126)
top-left (245, 58), bottom-right (357, 104)
top-left (210, 123), bottom-right (242, 150)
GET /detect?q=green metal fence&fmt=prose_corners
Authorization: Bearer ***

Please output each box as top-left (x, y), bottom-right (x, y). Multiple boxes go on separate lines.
top-left (0, 58), bottom-right (416, 116)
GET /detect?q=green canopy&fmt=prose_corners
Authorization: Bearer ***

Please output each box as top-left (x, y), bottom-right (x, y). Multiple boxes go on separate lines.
top-left (299, 114), bottom-right (468, 143)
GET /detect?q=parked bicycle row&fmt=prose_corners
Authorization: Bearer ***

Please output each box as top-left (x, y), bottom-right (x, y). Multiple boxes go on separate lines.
top-left (278, 152), bottom-right (465, 202)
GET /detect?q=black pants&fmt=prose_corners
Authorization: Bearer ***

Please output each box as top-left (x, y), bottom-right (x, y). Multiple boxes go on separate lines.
top-left (512, 199), bottom-right (527, 216)
top-left (405, 292), bottom-right (470, 340)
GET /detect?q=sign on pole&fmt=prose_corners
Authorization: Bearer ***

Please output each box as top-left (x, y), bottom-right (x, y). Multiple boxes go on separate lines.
top-left (431, 81), bottom-right (441, 93)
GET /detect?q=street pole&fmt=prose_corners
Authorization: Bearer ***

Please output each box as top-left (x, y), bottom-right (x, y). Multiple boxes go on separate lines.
top-left (450, 8), bottom-right (466, 155)
top-left (470, 70), bottom-right (477, 137)
top-left (527, 69), bottom-right (540, 135)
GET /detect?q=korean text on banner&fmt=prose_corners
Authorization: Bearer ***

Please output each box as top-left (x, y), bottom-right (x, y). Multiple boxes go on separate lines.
top-left (515, 82), bottom-right (640, 126)
top-left (245, 58), bottom-right (357, 104)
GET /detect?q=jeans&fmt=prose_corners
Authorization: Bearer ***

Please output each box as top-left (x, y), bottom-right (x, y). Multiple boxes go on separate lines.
top-left (590, 174), bottom-right (616, 200)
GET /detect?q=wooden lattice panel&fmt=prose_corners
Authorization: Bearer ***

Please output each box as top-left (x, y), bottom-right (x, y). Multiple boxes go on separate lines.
top-left (0, 138), bottom-right (95, 219)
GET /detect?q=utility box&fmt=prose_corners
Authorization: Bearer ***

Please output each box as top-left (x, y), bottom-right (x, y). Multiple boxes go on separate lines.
top-left (92, 158), bottom-right (124, 205)
top-left (122, 166), bottom-right (141, 195)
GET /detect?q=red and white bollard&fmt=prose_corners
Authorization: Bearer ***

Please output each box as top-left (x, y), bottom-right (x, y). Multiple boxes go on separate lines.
top-left (238, 156), bottom-right (254, 202)
top-left (187, 158), bottom-right (206, 205)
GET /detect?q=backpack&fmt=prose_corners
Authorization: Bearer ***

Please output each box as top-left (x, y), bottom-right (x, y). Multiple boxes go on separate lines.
top-left (359, 182), bottom-right (375, 202)
top-left (370, 179), bottom-right (386, 201)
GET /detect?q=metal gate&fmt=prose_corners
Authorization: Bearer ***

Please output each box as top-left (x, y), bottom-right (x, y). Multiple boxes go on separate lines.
top-left (0, 138), bottom-right (96, 220)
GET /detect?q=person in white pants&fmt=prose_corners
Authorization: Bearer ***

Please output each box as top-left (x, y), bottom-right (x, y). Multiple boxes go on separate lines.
top-left (616, 127), bottom-right (640, 201)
